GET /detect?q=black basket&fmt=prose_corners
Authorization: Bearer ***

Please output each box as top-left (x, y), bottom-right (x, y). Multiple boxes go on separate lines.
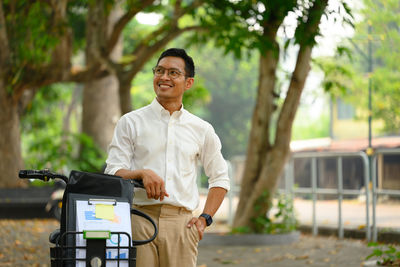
top-left (49, 170), bottom-right (157, 267)
top-left (50, 231), bottom-right (137, 267)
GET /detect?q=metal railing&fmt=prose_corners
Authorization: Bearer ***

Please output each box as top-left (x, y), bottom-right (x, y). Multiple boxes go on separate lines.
top-left (371, 148), bottom-right (400, 241)
top-left (280, 151), bottom-right (371, 240)
top-left (200, 149), bottom-right (400, 242)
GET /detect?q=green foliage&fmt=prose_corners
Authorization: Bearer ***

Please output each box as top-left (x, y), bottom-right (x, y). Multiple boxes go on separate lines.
top-left (23, 131), bottom-right (106, 173)
top-left (66, 0), bottom-right (88, 51)
top-left (187, 43), bottom-right (258, 158)
top-left (2, 0), bottom-right (90, 90)
top-left (196, 1), bottom-right (285, 58)
top-left (123, 18), bottom-right (157, 55)
top-left (21, 84), bottom-right (106, 173)
top-left (5, 1), bottom-right (60, 65)
top-left (196, 1), bottom-right (352, 60)
top-left (313, 56), bottom-right (355, 96)
top-left (292, 110), bottom-right (330, 140)
top-left (317, 0), bottom-right (400, 134)
top-left (182, 80), bottom-right (211, 117)
top-left (366, 242), bottom-right (400, 266)
top-left (232, 192), bottom-right (298, 234)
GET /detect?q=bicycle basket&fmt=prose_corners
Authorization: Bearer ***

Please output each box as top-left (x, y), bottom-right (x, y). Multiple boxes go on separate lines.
top-left (50, 170), bottom-right (155, 267)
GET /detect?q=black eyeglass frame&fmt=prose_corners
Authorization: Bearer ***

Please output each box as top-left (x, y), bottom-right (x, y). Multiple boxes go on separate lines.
top-left (152, 66), bottom-right (188, 79)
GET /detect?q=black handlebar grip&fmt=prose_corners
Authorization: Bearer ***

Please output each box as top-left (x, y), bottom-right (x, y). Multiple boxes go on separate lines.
top-left (19, 170), bottom-right (43, 179)
top-left (18, 169), bottom-right (52, 181)
top-left (19, 169), bottom-right (68, 183)
top-left (131, 179), bottom-right (144, 188)
top-left (18, 170), bottom-right (28, 178)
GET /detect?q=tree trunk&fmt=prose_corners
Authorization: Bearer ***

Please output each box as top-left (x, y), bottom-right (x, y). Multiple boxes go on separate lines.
top-left (119, 78), bottom-right (133, 115)
top-left (0, 0), bottom-right (71, 187)
top-left (0, 81), bottom-right (24, 188)
top-left (233, 48), bottom-right (315, 230)
top-left (82, 76), bottom-right (121, 151)
top-left (232, 0), bottom-right (328, 232)
top-left (232, 51), bottom-right (279, 229)
top-left (82, 3), bottom-right (123, 152)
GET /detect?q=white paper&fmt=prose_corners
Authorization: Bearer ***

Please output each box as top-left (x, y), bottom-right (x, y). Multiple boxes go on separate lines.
top-left (75, 200), bottom-right (132, 267)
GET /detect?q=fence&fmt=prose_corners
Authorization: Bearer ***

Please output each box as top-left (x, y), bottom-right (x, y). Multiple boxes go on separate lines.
top-left (281, 151), bottom-right (371, 240)
top-left (370, 148), bottom-right (400, 241)
top-left (213, 148), bottom-right (400, 242)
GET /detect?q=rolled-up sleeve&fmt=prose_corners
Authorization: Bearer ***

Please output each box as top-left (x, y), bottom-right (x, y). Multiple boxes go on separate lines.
top-left (201, 125), bottom-right (230, 191)
top-left (105, 115), bottom-right (135, 175)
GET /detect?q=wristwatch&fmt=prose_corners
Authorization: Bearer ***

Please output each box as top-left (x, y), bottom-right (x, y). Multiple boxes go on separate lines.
top-left (199, 213), bottom-right (213, 227)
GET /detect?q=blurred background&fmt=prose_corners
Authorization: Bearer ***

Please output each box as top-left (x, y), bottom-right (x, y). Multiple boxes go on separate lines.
top-left (0, 0), bottom-right (399, 246)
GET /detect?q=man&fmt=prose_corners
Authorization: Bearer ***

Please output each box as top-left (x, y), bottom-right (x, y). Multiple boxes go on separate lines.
top-left (105, 48), bottom-right (230, 267)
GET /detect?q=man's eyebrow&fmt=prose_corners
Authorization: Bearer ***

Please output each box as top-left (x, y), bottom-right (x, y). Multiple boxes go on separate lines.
top-left (157, 66), bottom-right (179, 70)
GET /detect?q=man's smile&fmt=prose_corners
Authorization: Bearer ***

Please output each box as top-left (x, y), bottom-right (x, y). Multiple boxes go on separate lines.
top-left (158, 82), bottom-right (173, 89)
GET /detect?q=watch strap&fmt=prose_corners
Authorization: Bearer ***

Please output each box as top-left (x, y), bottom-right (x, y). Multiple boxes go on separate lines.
top-left (199, 213), bottom-right (213, 226)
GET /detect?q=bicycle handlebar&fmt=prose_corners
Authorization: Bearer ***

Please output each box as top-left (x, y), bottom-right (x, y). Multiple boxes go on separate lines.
top-left (19, 169), bottom-right (145, 189)
top-left (19, 169), bottom-right (68, 183)
top-left (130, 179), bottom-right (144, 189)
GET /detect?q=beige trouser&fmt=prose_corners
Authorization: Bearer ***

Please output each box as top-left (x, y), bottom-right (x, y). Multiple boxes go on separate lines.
top-left (131, 204), bottom-right (200, 267)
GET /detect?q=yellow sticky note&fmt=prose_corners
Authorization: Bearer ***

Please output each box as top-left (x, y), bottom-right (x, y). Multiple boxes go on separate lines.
top-left (95, 204), bottom-right (114, 220)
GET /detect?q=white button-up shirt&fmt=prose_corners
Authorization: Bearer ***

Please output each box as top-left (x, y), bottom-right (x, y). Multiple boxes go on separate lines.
top-left (105, 99), bottom-right (230, 211)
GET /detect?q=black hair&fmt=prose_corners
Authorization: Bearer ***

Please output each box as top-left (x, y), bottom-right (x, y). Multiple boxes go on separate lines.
top-left (156, 48), bottom-right (195, 78)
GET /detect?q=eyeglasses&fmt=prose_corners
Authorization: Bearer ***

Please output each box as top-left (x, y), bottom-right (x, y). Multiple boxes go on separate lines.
top-left (152, 66), bottom-right (186, 79)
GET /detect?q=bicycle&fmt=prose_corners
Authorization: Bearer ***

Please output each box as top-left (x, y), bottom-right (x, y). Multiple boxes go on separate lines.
top-left (19, 169), bottom-right (157, 267)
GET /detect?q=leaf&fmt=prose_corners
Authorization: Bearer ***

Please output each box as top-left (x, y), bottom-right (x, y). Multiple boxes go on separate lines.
top-left (367, 242), bottom-right (380, 247)
top-left (384, 246), bottom-right (396, 255)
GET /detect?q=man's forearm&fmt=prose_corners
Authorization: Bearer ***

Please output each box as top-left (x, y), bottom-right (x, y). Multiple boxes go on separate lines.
top-left (187, 186), bottom-right (227, 239)
top-left (115, 169), bottom-right (142, 180)
top-left (202, 187), bottom-right (227, 217)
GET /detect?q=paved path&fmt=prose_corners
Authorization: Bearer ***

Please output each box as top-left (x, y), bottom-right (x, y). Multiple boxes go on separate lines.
top-left (198, 234), bottom-right (374, 267)
top-left (0, 219), bottom-right (379, 267)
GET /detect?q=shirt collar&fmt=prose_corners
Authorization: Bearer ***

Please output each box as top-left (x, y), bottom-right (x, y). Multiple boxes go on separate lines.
top-left (150, 98), bottom-right (185, 121)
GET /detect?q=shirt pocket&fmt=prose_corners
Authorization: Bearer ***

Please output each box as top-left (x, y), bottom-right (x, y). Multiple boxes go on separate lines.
top-left (178, 142), bottom-right (199, 176)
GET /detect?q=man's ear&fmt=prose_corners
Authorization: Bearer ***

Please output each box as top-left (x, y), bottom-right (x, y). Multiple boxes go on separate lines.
top-left (185, 77), bottom-right (194, 91)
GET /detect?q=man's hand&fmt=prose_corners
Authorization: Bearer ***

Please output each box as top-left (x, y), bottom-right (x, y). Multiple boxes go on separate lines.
top-left (115, 169), bottom-right (169, 201)
top-left (140, 169), bottom-right (169, 201)
top-left (187, 216), bottom-right (206, 240)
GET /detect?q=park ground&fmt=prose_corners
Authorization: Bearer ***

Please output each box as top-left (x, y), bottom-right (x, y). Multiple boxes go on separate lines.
top-left (0, 218), bottom-right (384, 267)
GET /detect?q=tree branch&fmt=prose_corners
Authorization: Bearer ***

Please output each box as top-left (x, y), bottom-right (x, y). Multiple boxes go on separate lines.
top-left (106, 0), bottom-right (156, 54)
top-left (11, 64), bottom-right (110, 103)
top-left (275, 0), bottom-right (328, 149)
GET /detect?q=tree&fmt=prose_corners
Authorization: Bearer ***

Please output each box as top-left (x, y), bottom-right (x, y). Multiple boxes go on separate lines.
top-left (81, 2), bottom-right (124, 152)
top-left (201, 0), bottom-right (352, 232)
top-left (318, 0), bottom-right (400, 134)
top-left (0, 0), bottom-right (74, 187)
top-left (0, 0), bottom-right (207, 187)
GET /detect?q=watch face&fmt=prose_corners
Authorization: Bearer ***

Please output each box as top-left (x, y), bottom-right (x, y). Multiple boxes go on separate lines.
top-left (201, 213), bottom-right (212, 226)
